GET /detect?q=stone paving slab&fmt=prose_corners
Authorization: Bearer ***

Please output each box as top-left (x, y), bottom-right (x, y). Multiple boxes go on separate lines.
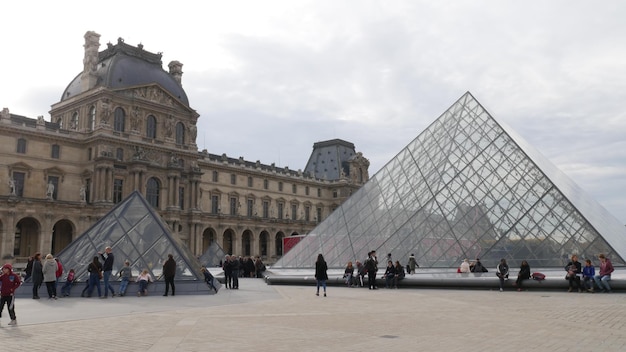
top-left (1, 278), bottom-right (625, 351)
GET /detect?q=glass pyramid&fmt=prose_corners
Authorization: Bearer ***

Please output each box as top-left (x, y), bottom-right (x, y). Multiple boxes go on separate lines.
top-left (57, 191), bottom-right (204, 281)
top-left (273, 92), bottom-right (626, 269)
top-left (198, 241), bottom-right (226, 268)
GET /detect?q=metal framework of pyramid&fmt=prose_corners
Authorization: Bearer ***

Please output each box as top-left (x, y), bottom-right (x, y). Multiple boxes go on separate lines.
top-left (273, 92), bottom-right (626, 270)
top-left (198, 241), bottom-right (226, 268)
top-left (57, 191), bottom-right (204, 281)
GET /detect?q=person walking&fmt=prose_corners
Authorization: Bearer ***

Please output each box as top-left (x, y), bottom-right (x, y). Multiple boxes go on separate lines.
top-left (0, 264), bottom-right (22, 326)
top-left (99, 247), bottom-right (115, 298)
top-left (315, 253), bottom-right (328, 297)
top-left (31, 252), bottom-right (43, 299)
top-left (408, 254), bottom-right (419, 274)
top-left (162, 254), bottom-right (176, 296)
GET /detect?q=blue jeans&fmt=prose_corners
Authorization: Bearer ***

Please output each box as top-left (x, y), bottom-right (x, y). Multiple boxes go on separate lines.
top-left (61, 280), bottom-right (73, 296)
top-left (316, 279), bottom-right (327, 293)
top-left (103, 271), bottom-right (115, 296)
top-left (119, 277), bottom-right (129, 295)
top-left (138, 280), bottom-right (149, 295)
top-left (87, 272), bottom-right (102, 297)
top-left (594, 275), bottom-right (611, 291)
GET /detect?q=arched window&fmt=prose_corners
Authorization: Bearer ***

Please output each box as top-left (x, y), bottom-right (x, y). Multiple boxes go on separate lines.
top-left (88, 106), bottom-right (96, 131)
top-left (176, 122), bottom-right (185, 145)
top-left (114, 107), bottom-right (126, 132)
top-left (146, 177), bottom-right (160, 208)
top-left (146, 115), bottom-right (157, 139)
top-left (56, 117), bottom-right (63, 129)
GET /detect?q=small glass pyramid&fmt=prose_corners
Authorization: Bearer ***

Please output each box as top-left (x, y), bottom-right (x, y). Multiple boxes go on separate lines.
top-left (273, 92), bottom-right (626, 269)
top-left (57, 191), bottom-right (204, 281)
top-left (198, 241), bottom-right (226, 268)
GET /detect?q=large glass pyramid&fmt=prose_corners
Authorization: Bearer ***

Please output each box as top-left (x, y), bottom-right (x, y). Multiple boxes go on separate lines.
top-left (57, 191), bottom-right (204, 281)
top-left (273, 92), bottom-right (626, 269)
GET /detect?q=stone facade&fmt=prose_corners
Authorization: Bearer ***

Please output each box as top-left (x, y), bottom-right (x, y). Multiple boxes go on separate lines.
top-left (0, 32), bottom-right (369, 265)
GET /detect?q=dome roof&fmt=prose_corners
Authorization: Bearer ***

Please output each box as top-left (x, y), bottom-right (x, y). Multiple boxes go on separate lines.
top-left (61, 39), bottom-right (189, 106)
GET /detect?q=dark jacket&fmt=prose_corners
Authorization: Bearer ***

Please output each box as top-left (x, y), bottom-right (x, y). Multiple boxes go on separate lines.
top-left (315, 260), bottom-right (328, 281)
top-left (32, 260), bottom-right (44, 285)
top-left (518, 263), bottom-right (531, 280)
top-left (163, 257), bottom-right (176, 278)
top-left (565, 261), bottom-right (582, 275)
top-left (384, 265), bottom-right (396, 278)
top-left (100, 252), bottom-right (114, 272)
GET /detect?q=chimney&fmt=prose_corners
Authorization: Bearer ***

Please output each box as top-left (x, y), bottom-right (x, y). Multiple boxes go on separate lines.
top-left (168, 60), bottom-right (183, 86)
top-left (81, 31), bottom-right (101, 92)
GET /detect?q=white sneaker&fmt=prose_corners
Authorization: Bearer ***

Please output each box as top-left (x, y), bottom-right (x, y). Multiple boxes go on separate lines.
top-left (8, 319), bottom-right (17, 326)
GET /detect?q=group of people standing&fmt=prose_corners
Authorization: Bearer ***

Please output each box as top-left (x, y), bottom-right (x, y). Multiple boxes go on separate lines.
top-left (221, 255), bottom-right (266, 289)
top-left (25, 252), bottom-right (65, 300)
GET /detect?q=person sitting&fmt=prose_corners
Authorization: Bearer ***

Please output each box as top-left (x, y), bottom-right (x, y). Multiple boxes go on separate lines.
top-left (582, 259), bottom-right (595, 293)
top-left (515, 260), bottom-right (531, 291)
top-left (60, 269), bottom-right (75, 297)
top-left (393, 261), bottom-right (405, 288)
top-left (136, 269), bottom-right (153, 296)
top-left (470, 258), bottom-right (488, 273)
top-left (565, 254), bottom-right (583, 293)
top-left (343, 261), bottom-right (355, 287)
top-left (459, 259), bottom-right (471, 273)
top-left (594, 254), bottom-right (614, 293)
top-left (384, 261), bottom-right (396, 289)
top-left (496, 258), bottom-right (509, 292)
top-left (355, 260), bottom-right (366, 287)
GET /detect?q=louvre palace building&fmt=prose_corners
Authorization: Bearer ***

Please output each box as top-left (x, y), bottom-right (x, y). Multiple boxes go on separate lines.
top-left (0, 31), bottom-right (370, 265)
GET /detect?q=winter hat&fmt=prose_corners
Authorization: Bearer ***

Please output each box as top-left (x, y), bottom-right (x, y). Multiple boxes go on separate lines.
top-left (2, 263), bottom-right (13, 271)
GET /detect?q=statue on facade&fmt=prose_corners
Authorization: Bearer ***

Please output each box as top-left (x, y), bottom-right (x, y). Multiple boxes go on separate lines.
top-left (130, 107), bottom-right (140, 131)
top-left (46, 181), bottom-right (55, 199)
top-left (80, 185), bottom-right (86, 202)
top-left (100, 99), bottom-right (111, 125)
top-left (165, 115), bottom-right (174, 137)
top-left (8, 178), bottom-right (16, 196)
top-left (188, 124), bottom-right (197, 142)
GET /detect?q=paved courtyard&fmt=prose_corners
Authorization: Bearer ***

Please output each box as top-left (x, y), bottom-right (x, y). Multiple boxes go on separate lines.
top-left (1, 278), bottom-right (625, 351)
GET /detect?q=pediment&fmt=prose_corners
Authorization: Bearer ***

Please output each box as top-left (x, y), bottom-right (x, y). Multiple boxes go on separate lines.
top-left (8, 162), bottom-right (33, 178)
top-left (118, 84), bottom-right (194, 114)
top-left (44, 166), bottom-right (66, 182)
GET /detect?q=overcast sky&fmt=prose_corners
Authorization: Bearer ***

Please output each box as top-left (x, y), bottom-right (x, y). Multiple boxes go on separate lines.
top-left (2, 1), bottom-right (625, 224)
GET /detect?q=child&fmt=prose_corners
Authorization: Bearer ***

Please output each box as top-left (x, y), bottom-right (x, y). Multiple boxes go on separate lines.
top-left (136, 269), bottom-right (153, 296)
top-left (0, 263), bottom-right (22, 326)
top-left (117, 260), bottom-right (132, 296)
top-left (60, 269), bottom-right (75, 297)
top-left (201, 266), bottom-right (218, 293)
top-left (582, 259), bottom-right (596, 293)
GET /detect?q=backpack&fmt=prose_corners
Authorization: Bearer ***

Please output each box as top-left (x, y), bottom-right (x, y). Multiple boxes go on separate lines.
top-left (532, 272), bottom-right (546, 281)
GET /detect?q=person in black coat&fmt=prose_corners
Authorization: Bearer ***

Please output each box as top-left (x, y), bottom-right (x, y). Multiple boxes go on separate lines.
top-left (162, 254), bottom-right (176, 296)
top-left (565, 254), bottom-right (583, 292)
top-left (315, 253), bottom-right (328, 297)
top-left (31, 252), bottom-right (43, 299)
top-left (515, 260), bottom-right (531, 291)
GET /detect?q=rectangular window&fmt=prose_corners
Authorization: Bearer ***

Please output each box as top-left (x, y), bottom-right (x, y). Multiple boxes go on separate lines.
top-left (51, 145), bottom-right (60, 159)
top-left (317, 188), bottom-right (321, 197)
top-left (291, 204), bottom-right (297, 220)
top-left (247, 199), bottom-right (254, 217)
top-left (305, 186), bottom-right (309, 196)
top-left (333, 190), bottom-right (338, 198)
top-left (278, 203), bottom-right (284, 219)
top-left (17, 138), bottom-right (26, 154)
top-left (211, 195), bottom-right (219, 214)
top-left (88, 147), bottom-right (92, 161)
top-left (262, 201), bottom-right (269, 218)
top-left (230, 174), bottom-right (236, 185)
top-left (316, 207), bottom-right (322, 222)
top-left (230, 197), bottom-right (237, 215)
top-left (113, 179), bottom-right (123, 203)
top-left (305, 206), bottom-right (310, 222)
top-left (247, 176), bottom-right (253, 187)
top-left (116, 148), bottom-right (124, 161)
top-left (12, 172), bottom-right (25, 197)
top-left (179, 187), bottom-right (185, 210)
top-left (47, 176), bottom-right (59, 200)
top-left (278, 182), bottom-right (283, 192)
top-left (212, 171), bottom-right (218, 182)
top-left (263, 179), bottom-right (268, 190)
top-left (292, 184), bottom-right (297, 194)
